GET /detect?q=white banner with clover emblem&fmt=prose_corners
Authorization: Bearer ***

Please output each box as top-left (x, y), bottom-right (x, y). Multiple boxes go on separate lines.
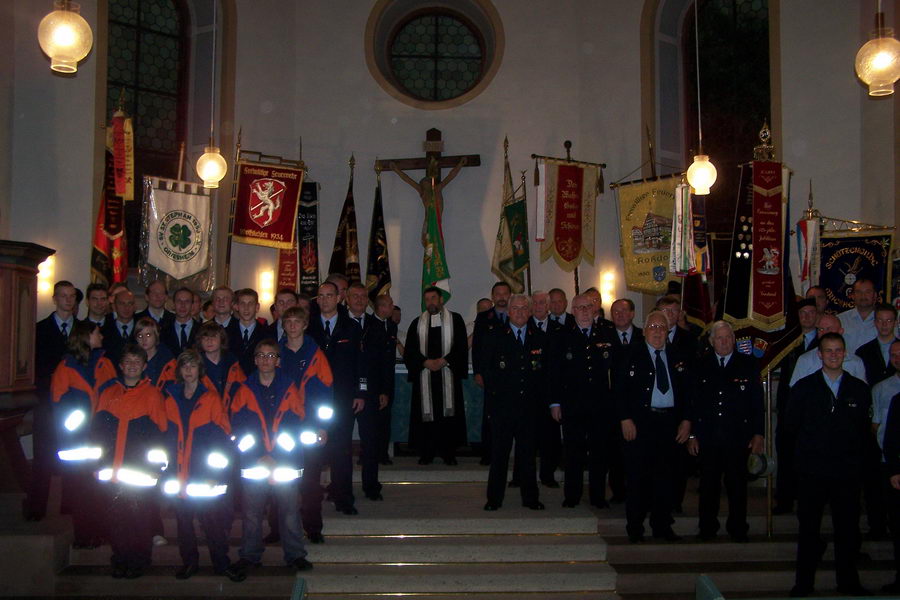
top-left (146, 179), bottom-right (211, 280)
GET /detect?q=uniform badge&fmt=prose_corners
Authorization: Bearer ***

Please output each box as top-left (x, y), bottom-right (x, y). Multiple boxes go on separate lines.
top-left (740, 384), bottom-right (745, 391)
top-left (602, 351), bottom-right (609, 359)
top-left (566, 352), bottom-right (573, 360)
top-left (499, 361), bottom-right (506, 369)
top-left (629, 370), bottom-right (635, 377)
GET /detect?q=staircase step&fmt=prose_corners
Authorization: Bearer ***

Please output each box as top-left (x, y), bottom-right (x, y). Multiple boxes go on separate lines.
top-left (57, 562), bottom-right (616, 595)
top-left (70, 533), bottom-right (606, 566)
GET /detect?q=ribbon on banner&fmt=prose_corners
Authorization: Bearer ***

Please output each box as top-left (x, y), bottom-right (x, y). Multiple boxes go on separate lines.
top-left (750, 161), bottom-right (787, 330)
top-left (232, 162), bottom-right (304, 249)
top-left (539, 160), bottom-right (596, 271)
top-left (110, 111), bottom-right (134, 201)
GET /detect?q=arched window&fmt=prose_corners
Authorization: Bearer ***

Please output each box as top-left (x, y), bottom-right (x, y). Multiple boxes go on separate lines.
top-left (107, 0), bottom-right (189, 264)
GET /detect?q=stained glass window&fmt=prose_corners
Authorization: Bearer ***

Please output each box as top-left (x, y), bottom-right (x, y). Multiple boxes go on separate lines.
top-left (389, 12), bottom-right (484, 101)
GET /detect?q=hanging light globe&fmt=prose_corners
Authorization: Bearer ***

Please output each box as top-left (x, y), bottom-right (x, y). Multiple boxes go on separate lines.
top-left (686, 154), bottom-right (717, 195)
top-left (37, 2), bottom-right (93, 74)
top-left (196, 146), bottom-right (227, 189)
top-left (855, 27), bottom-right (900, 96)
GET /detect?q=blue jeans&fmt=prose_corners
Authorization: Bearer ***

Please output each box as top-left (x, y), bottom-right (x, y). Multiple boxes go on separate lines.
top-left (240, 479), bottom-right (306, 564)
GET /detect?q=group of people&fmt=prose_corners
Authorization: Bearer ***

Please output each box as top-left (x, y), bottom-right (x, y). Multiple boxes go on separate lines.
top-left (20, 272), bottom-right (900, 597)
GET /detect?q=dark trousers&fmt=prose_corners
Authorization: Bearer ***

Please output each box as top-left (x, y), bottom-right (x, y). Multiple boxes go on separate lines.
top-left (672, 445), bottom-right (696, 509)
top-left (418, 417), bottom-right (461, 461)
top-left (487, 414), bottom-right (538, 506)
top-left (480, 394), bottom-right (493, 462)
top-left (25, 400), bottom-right (56, 518)
top-left (107, 485), bottom-right (155, 569)
top-left (537, 409), bottom-right (561, 483)
top-left (884, 465), bottom-right (900, 583)
top-left (795, 473), bottom-right (862, 591)
top-left (607, 421), bottom-right (626, 499)
top-left (623, 411), bottom-right (677, 537)
top-left (64, 470), bottom-right (106, 543)
top-left (329, 403), bottom-right (380, 508)
top-left (300, 448), bottom-right (325, 536)
top-left (561, 411), bottom-right (608, 505)
top-left (863, 435), bottom-right (887, 533)
top-left (774, 424), bottom-right (797, 510)
top-left (698, 443), bottom-right (749, 537)
top-left (376, 398), bottom-right (393, 461)
top-left (174, 498), bottom-right (231, 572)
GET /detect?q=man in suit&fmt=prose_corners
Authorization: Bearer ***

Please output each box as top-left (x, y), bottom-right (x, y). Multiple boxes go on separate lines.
top-left (614, 310), bottom-right (692, 543)
top-left (528, 290), bottom-right (561, 487)
top-left (481, 294), bottom-right (549, 511)
top-left (135, 280), bottom-right (174, 327)
top-left (84, 283), bottom-right (111, 329)
top-left (785, 333), bottom-right (872, 597)
top-left (857, 303), bottom-right (898, 386)
top-left (210, 286), bottom-right (235, 329)
top-left (774, 298), bottom-right (819, 515)
top-left (346, 282), bottom-right (384, 500)
top-left (548, 288), bottom-right (575, 328)
top-left (611, 298), bottom-right (643, 348)
top-left (878, 342), bottom-right (900, 593)
top-left (272, 289), bottom-right (298, 342)
top-left (688, 321), bottom-right (764, 542)
top-left (607, 297), bottom-right (642, 502)
top-left (228, 288), bottom-right (272, 376)
top-left (838, 277), bottom-right (878, 356)
top-left (371, 293), bottom-right (399, 465)
top-left (549, 293), bottom-right (617, 508)
top-left (160, 287), bottom-right (198, 356)
top-left (305, 281), bottom-right (367, 516)
top-left (472, 281), bottom-right (512, 464)
top-left (101, 289), bottom-right (138, 365)
top-left (25, 280), bottom-right (79, 521)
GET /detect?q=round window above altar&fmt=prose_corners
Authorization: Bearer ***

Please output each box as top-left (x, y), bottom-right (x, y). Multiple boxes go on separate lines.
top-left (366, 0), bottom-right (504, 110)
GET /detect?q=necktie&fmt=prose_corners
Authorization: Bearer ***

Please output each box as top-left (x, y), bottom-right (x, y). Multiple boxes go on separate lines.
top-left (655, 350), bottom-right (670, 394)
top-left (537, 321), bottom-right (544, 331)
top-left (122, 324), bottom-right (128, 339)
top-left (324, 320), bottom-right (332, 341)
top-left (354, 316), bottom-right (362, 326)
top-left (582, 328), bottom-right (589, 338)
top-left (60, 322), bottom-right (68, 338)
top-left (517, 329), bottom-right (524, 345)
top-left (242, 328), bottom-right (250, 346)
top-left (720, 356), bottom-right (726, 368)
top-left (622, 331), bottom-right (628, 345)
top-left (180, 323), bottom-right (188, 348)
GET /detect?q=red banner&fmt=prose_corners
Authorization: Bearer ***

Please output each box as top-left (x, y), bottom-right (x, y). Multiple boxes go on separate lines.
top-left (91, 149), bottom-right (127, 285)
top-left (232, 162), bottom-right (305, 250)
top-left (554, 164), bottom-right (583, 262)
top-left (750, 161), bottom-right (786, 329)
top-left (277, 248), bottom-right (299, 292)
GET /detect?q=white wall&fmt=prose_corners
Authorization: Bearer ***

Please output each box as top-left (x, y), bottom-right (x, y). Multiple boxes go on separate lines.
top-left (228, 0), bottom-right (645, 330)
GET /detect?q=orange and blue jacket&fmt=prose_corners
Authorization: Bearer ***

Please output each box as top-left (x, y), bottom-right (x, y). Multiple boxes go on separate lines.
top-left (51, 350), bottom-right (116, 461)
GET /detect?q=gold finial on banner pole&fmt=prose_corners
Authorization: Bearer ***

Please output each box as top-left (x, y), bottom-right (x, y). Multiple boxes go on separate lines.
top-left (374, 156), bottom-right (382, 182)
top-left (349, 153), bottom-right (355, 176)
top-left (564, 140), bottom-right (572, 162)
top-left (504, 135), bottom-right (509, 159)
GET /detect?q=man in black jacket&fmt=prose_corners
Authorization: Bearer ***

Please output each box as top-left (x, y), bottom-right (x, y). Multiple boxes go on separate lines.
top-left (371, 293), bottom-right (399, 465)
top-left (614, 310), bottom-right (692, 543)
top-left (159, 287), bottom-right (198, 357)
top-left (856, 303), bottom-right (898, 386)
top-left (480, 294), bottom-right (549, 511)
top-left (785, 333), bottom-right (872, 597)
top-left (134, 280), bottom-right (174, 326)
top-left (227, 288), bottom-right (272, 376)
top-left (101, 289), bottom-right (138, 365)
top-left (688, 321), bottom-right (764, 542)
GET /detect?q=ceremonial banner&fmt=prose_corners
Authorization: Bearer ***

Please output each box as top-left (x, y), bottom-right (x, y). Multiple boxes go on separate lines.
top-left (422, 183), bottom-right (451, 309)
top-left (616, 177), bottom-right (679, 294)
top-left (365, 178), bottom-right (391, 304)
top-left (539, 160), bottom-right (597, 271)
top-left (722, 164), bottom-right (757, 323)
top-left (91, 148), bottom-right (127, 287)
top-left (491, 150), bottom-right (529, 293)
top-left (328, 174), bottom-right (361, 284)
top-left (818, 230), bottom-right (893, 313)
top-left (892, 250), bottom-right (900, 313)
top-left (795, 217), bottom-right (820, 295)
top-left (298, 181), bottom-right (320, 297)
top-left (750, 161), bottom-right (787, 330)
top-left (144, 179), bottom-right (211, 280)
top-left (109, 110), bottom-right (134, 201)
top-left (277, 248), bottom-right (299, 292)
top-left (669, 183), bottom-right (694, 276)
top-left (231, 161), bottom-right (304, 250)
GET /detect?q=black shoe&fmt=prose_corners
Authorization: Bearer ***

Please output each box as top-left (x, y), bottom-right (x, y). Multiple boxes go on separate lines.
top-left (175, 564), bottom-right (199, 580)
top-left (508, 479), bottom-right (520, 488)
top-left (365, 492), bottom-right (384, 501)
top-left (123, 567), bottom-right (143, 579)
top-left (609, 495), bottom-right (626, 504)
top-left (111, 565), bottom-right (126, 579)
top-left (591, 500), bottom-right (610, 509)
top-left (220, 565), bottom-right (247, 582)
top-left (418, 456), bottom-right (434, 465)
top-left (729, 533), bottom-right (749, 543)
top-left (541, 479), bottom-right (560, 488)
top-left (628, 533), bottom-right (644, 543)
top-left (338, 505), bottom-right (359, 515)
top-left (773, 504), bottom-right (793, 515)
top-left (291, 557), bottom-right (314, 571)
top-left (523, 501), bottom-right (545, 510)
top-left (562, 499), bottom-right (579, 508)
top-left (653, 530), bottom-right (682, 542)
top-left (263, 532), bottom-right (280, 544)
top-left (307, 532), bottom-right (325, 544)
top-left (697, 531), bottom-right (717, 542)
top-left (484, 502), bottom-right (500, 511)
top-left (479, 457), bottom-right (491, 466)
top-left (443, 457), bottom-right (458, 465)
top-left (789, 585), bottom-right (812, 597)
top-left (836, 584), bottom-right (872, 596)
top-left (379, 458), bottom-right (393, 465)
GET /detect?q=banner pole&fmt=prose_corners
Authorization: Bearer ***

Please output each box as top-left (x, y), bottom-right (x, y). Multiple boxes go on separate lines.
top-left (765, 369), bottom-right (774, 538)
top-left (224, 127), bottom-right (242, 287)
top-left (573, 266), bottom-right (580, 295)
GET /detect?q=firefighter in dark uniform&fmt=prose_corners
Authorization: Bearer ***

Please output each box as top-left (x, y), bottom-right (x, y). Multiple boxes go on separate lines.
top-left (549, 292), bottom-right (617, 508)
top-left (613, 310), bottom-right (692, 543)
top-left (687, 321), bottom-right (764, 542)
top-left (480, 294), bottom-right (549, 511)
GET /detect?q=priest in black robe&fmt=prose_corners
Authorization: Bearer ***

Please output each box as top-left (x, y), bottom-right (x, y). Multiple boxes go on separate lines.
top-left (403, 286), bottom-right (468, 464)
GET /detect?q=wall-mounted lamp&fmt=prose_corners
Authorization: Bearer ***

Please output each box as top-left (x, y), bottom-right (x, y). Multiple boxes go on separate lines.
top-left (37, 256), bottom-right (55, 294)
top-left (259, 270), bottom-right (275, 307)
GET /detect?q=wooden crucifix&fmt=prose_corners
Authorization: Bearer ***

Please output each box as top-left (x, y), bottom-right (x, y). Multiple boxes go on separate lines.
top-left (375, 128), bottom-right (481, 246)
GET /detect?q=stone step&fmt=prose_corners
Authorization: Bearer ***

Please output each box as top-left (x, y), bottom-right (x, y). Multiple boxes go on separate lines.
top-left (56, 562), bottom-right (617, 595)
top-left (70, 533), bottom-right (607, 566)
top-left (605, 534), bottom-right (893, 563)
top-left (594, 514), bottom-right (840, 537)
top-left (613, 559), bottom-right (894, 595)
